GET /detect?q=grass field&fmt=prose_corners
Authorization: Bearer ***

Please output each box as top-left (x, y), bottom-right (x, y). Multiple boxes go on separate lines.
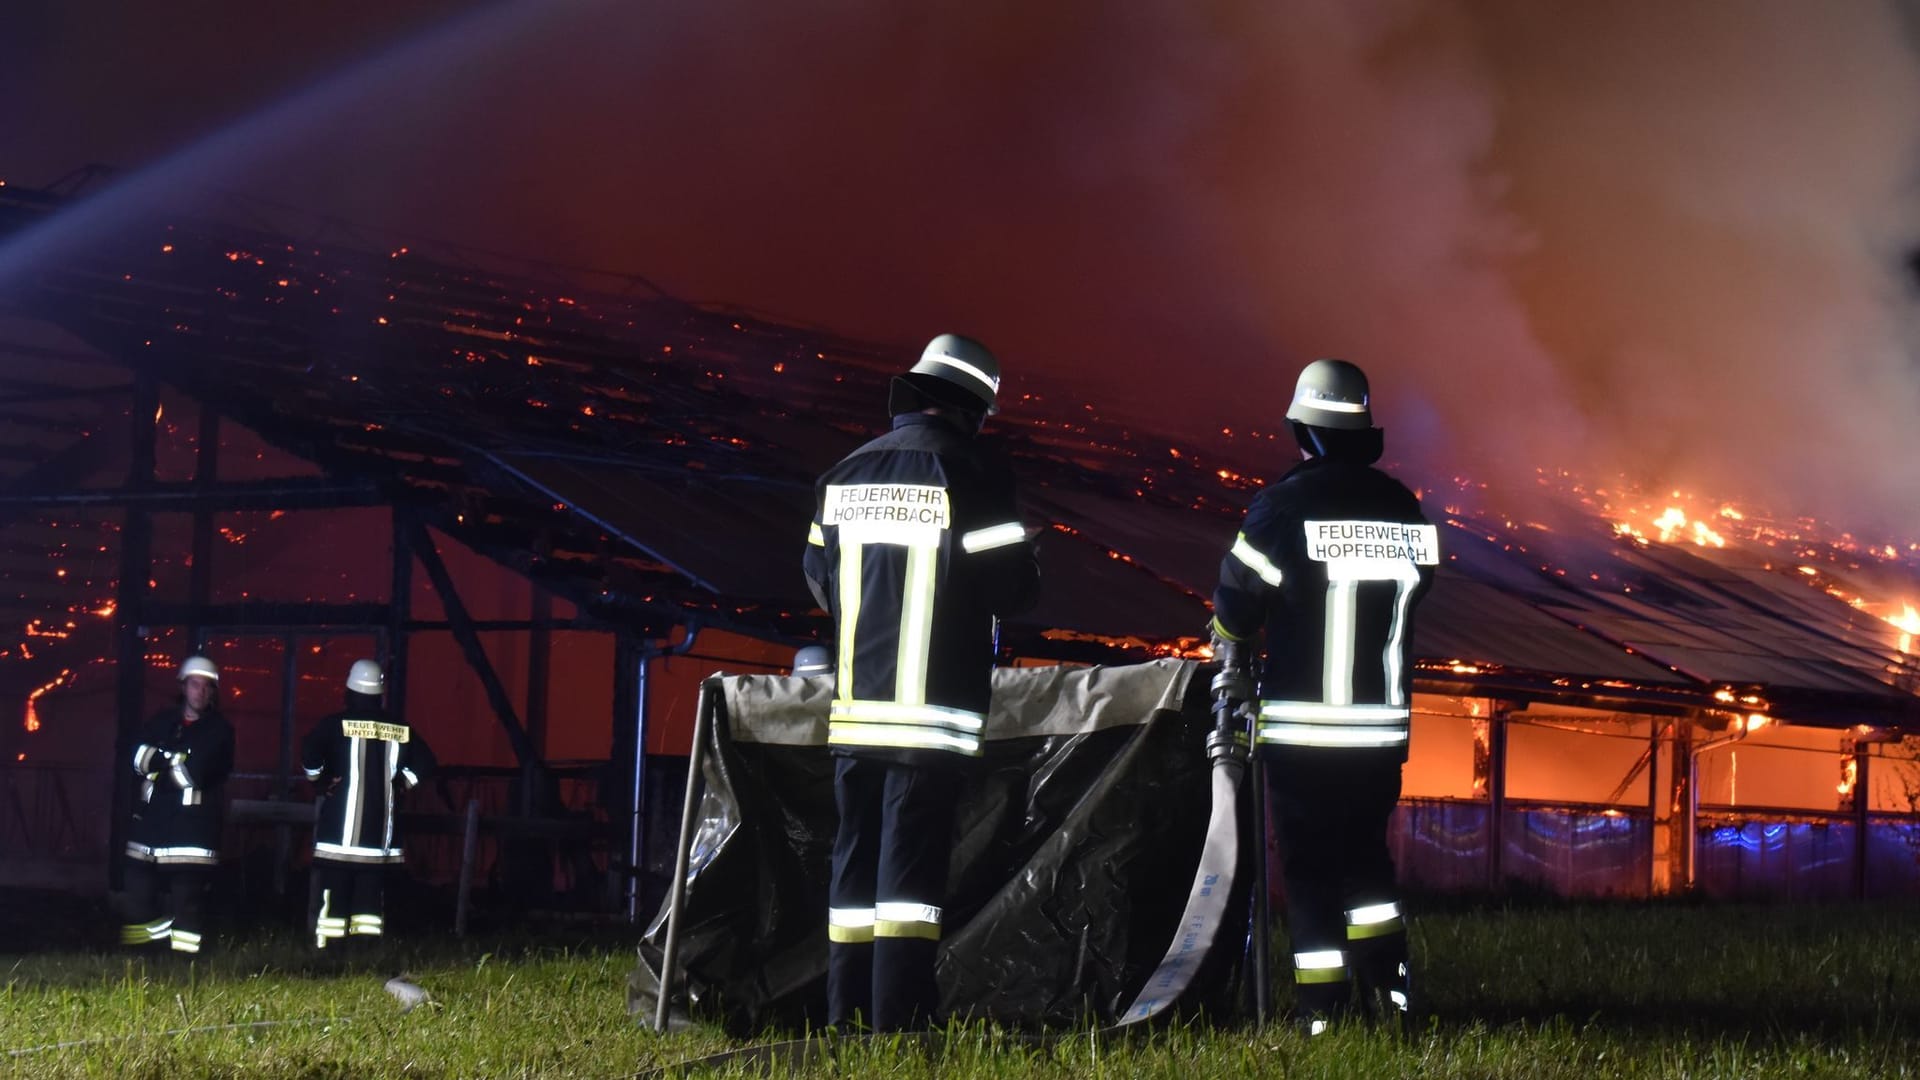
top-left (3, 895), bottom-right (1917, 1078)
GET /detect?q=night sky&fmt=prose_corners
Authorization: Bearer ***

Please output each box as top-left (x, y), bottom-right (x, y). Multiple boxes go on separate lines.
top-left (5, 1), bottom-right (1920, 528)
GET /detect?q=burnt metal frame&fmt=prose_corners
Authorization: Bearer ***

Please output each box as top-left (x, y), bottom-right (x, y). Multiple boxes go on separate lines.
top-left (106, 376), bottom-right (158, 891)
top-left (403, 514), bottom-right (543, 773)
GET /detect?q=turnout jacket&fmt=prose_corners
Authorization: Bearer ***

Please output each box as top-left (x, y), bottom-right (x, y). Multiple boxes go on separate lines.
top-left (301, 709), bottom-right (436, 864)
top-left (127, 706), bottom-right (234, 865)
top-left (804, 412), bottom-right (1040, 763)
top-left (1212, 456), bottom-right (1437, 755)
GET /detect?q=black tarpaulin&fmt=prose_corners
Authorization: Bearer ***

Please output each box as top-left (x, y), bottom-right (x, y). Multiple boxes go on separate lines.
top-left (630, 659), bottom-right (1254, 1034)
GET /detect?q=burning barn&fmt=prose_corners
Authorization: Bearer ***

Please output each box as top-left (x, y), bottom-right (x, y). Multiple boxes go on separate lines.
top-left (0, 178), bottom-right (1916, 912)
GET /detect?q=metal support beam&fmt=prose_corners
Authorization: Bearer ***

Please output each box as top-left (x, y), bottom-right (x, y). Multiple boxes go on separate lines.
top-left (274, 632), bottom-right (299, 897)
top-left (1853, 742), bottom-right (1871, 900)
top-left (388, 513), bottom-right (413, 725)
top-left (523, 589), bottom-right (552, 818)
top-left (1648, 721), bottom-right (1667, 895)
top-left (0, 477), bottom-right (383, 511)
top-left (0, 382), bottom-right (134, 407)
top-left (405, 617), bottom-right (600, 632)
top-left (145, 602), bottom-right (388, 629)
top-left (1485, 702), bottom-right (1509, 893)
top-left (187, 406), bottom-right (219, 647)
top-left (405, 518), bottom-right (541, 770)
top-left (107, 375), bottom-right (158, 890)
top-left (1676, 714), bottom-right (1697, 891)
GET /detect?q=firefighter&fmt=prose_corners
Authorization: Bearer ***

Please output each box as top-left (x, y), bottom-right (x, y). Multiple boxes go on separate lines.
top-left (301, 659), bottom-right (436, 951)
top-left (803, 332), bottom-right (1040, 1031)
top-left (119, 654), bottom-right (234, 956)
top-left (1210, 358), bottom-right (1438, 1034)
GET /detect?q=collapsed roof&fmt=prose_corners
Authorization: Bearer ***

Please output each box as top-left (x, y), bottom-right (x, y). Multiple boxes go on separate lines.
top-left (2, 181), bottom-right (1916, 730)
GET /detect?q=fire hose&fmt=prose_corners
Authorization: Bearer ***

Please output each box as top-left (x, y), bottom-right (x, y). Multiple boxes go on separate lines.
top-left (1113, 660), bottom-right (1253, 1025)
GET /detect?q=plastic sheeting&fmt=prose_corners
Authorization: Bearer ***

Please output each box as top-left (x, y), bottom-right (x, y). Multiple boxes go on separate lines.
top-left (630, 659), bottom-right (1258, 1034)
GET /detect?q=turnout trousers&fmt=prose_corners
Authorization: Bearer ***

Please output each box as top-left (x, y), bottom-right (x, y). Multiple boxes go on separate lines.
top-left (1264, 746), bottom-right (1410, 1031)
top-left (119, 859), bottom-right (212, 955)
top-left (313, 859), bottom-right (388, 949)
top-left (826, 756), bottom-right (961, 1032)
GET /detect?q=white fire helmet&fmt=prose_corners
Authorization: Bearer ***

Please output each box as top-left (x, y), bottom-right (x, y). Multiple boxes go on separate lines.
top-left (1285, 358), bottom-right (1373, 431)
top-left (889, 333), bottom-right (1002, 416)
top-left (791, 645), bottom-right (832, 678)
top-left (346, 659), bottom-right (386, 696)
top-left (177, 655), bottom-right (220, 684)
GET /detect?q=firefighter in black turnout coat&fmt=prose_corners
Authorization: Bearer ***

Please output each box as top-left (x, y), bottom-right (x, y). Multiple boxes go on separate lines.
top-left (301, 659), bottom-right (435, 950)
top-left (1211, 359), bottom-right (1437, 1033)
top-left (120, 654), bottom-right (234, 955)
top-left (803, 333), bottom-right (1039, 1031)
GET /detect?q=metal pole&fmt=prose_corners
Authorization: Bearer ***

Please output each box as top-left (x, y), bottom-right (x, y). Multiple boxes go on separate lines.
top-left (455, 798), bottom-right (481, 936)
top-left (387, 514), bottom-right (413, 725)
top-left (624, 623), bottom-right (700, 922)
top-left (1647, 722), bottom-right (1663, 895)
top-left (186, 406), bottom-right (219, 647)
top-left (274, 633), bottom-right (298, 897)
top-left (107, 376), bottom-right (158, 892)
top-left (654, 677), bottom-right (716, 1033)
top-left (1486, 704), bottom-right (1509, 892)
top-left (626, 649), bottom-right (652, 922)
top-left (524, 591), bottom-right (552, 819)
top-left (1248, 753), bottom-right (1272, 1027)
top-left (1853, 744), bottom-right (1871, 900)
top-left (1684, 718), bottom-right (1700, 890)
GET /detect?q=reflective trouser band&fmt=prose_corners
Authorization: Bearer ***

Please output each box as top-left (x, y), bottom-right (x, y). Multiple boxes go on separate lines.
top-left (829, 702), bottom-right (986, 756)
top-left (1294, 949), bottom-right (1348, 984)
top-left (169, 930), bottom-right (202, 953)
top-left (316, 889), bottom-right (343, 948)
top-left (828, 906), bottom-right (875, 944)
top-left (1259, 702), bottom-right (1412, 723)
top-left (1346, 902), bottom-right (1405, 940)
top-left (126, 842), bottom-right (218, 865)
top-left (1258, 703), bottom-right (1410, 747)
top-left (122, 918), bottom-right (172, 943)
top-left (349, 915), bottom-right (384, 936)
top-left (316, 842), bottom-right (401, 863)
top-left (827, 723), bottom-right (982, 755)
top-left (874, 901), bottom-right (942, 942)
top-left (1258, 724), bottom-right (1409, 748)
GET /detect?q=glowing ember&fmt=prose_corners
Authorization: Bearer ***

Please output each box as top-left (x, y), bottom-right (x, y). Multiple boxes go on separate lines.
top-left (23, 670), bottom-right (73, 733)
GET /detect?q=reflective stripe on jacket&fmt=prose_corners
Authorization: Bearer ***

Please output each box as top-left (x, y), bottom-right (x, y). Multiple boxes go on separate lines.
top-left (804, 412), bottom-right (1038, 762)
top-left (126, 706), bottom-right (233, 864)
top-left (1212, 457), bottom-right (1436, 753)
top-left (301, 711), bottom-right (436, 863)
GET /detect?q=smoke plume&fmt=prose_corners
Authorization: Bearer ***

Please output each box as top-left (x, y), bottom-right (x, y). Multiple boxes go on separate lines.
top-left (6, 0), bottom-right (1920, 529)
